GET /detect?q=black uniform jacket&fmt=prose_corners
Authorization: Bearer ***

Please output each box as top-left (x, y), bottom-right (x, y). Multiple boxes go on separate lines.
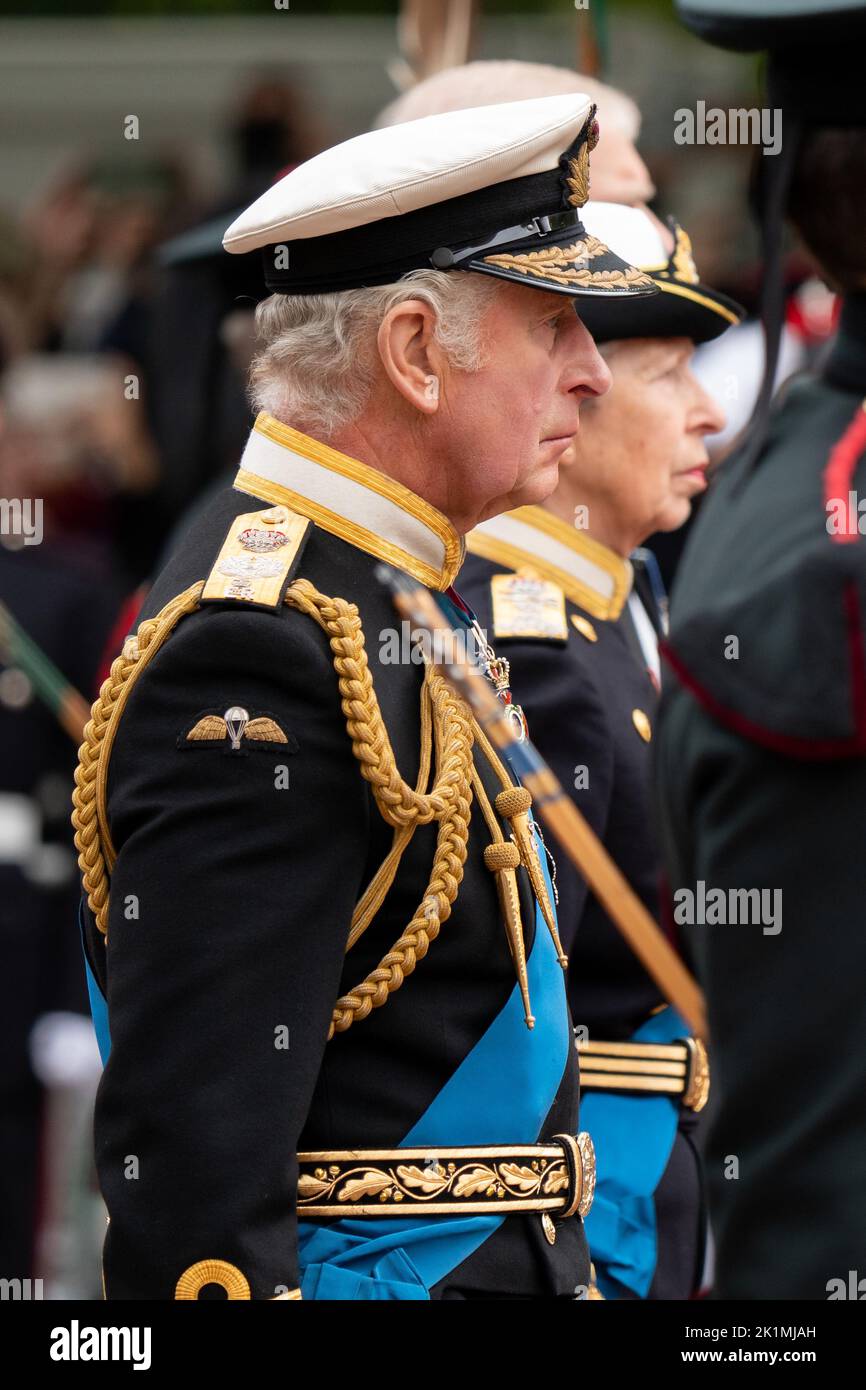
top-left (657, 292), bottom-right (866, 1298)
top-left (459, 505), bottom-right (664, 1038)
top-left (79, 415), bottom-right (586, 1300)
top-left (459, 506), bottom-right (707, 1300)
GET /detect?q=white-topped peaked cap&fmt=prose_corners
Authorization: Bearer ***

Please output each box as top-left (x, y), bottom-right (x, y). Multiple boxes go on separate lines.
top-left (575, 201), bottom-right (744, 344)
top-left (583, 203), bottom-right (673, 270)
top-left (222, 94), bottom-right (657, 301)
top-left (224, 94), bottom-right (593, 250)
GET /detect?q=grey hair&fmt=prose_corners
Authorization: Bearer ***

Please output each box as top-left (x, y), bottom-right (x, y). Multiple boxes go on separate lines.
top-left (249, 268), bottom-right (499, 438)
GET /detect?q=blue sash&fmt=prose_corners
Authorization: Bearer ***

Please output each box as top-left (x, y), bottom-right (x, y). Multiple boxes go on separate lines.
top-left (298, 838), bottom-right (569, 1298)
top-left (579, 1005), bottom-right (687, 1299)
top-left (79, 902), bottom-right (111, 1067)
top-left (78, 835), bottom-right (571, 1300)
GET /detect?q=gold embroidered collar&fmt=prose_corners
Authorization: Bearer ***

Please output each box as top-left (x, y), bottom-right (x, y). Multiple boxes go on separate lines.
top-left (233, 412), bottom-right (463, 591)
top-left (466, 504), bottom-right (632, 621)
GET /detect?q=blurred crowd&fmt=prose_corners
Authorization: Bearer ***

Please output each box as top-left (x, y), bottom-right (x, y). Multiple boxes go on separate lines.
top-left (0, 73), bottom-right (325, 1297)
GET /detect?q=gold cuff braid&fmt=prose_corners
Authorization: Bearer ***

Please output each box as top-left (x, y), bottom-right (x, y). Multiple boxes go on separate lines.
top-left (71, 577), bottom-right (476, 1041)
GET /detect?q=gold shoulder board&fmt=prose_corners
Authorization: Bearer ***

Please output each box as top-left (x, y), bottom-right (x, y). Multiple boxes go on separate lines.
top-left (201, 505), bottom-right (311, 609)
top-left (490, 570), bottom-right (568, 641)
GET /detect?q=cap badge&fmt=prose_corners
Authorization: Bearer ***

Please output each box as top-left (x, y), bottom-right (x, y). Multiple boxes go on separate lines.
top-left (669, 224), bottom-right (700, 285)
top-left (564, 116), bottom-right (599, 209)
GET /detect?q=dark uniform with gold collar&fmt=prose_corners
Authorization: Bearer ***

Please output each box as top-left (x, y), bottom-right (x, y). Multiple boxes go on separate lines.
top-left (72, 96), bottom-right (659, 1299)
top-left (461, 510), bottom-right (664, 1040)
top-left (458, 207), bottom-right (742, 1299)
top-left (459, 512), bottom-right (708, 1299)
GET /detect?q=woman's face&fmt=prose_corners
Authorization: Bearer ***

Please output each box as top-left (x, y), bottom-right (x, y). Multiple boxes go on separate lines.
top-left (563, 335), bottom-right (726, 552)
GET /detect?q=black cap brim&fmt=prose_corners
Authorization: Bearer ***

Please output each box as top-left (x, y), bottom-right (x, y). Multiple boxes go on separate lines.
top-left (465, 227), bottom-right (659, 301)
top-left (575, 274), bottom-right (744, 344)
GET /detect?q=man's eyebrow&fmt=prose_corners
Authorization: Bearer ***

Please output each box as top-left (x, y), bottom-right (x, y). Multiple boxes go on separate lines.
top-left (535, 302), bottom-right (570, 323)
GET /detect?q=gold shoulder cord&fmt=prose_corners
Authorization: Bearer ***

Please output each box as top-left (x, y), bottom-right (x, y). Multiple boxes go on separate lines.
top-left (71, 576), bottom-right (499, 1040)
top-left (284, 579), bottom-right (474, 1037)
top-left (73, 581), bottom-right (205, 935)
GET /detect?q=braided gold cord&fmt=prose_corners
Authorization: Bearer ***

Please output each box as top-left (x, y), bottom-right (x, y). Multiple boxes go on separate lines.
top-left (472, 717), bottom-right (517, 795)
top-left (327, 681), bottom-right (473, 1036)
top-left (345, 677), bottom-right (434, 952)
top-left (282, 581), bottom-right (475, 1038)
top-left (70, 574), bottom-right (477, 1040)
top-left (71, 582), bottom-right (204, 938)
top-left (284, 579), bottom-right (469, 827)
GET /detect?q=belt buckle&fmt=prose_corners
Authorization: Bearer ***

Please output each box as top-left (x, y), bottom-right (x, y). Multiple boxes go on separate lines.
top-left (682, 1037), bottom-right (711, 1112)
top-left (552, 1131), bottom-right (596, 1221)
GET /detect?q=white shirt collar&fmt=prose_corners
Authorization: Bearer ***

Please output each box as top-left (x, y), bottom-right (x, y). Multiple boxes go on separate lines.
top-left (234, 413), bottom-right (464, 592)
top-left (467, 505), bottom-right (633, 621)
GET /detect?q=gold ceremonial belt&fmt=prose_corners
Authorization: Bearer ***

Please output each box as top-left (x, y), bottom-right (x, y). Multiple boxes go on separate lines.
top-left (578, 1038), bottom-right (710, 1112)
top-left (297, 1133), bottom-right (596, 1220)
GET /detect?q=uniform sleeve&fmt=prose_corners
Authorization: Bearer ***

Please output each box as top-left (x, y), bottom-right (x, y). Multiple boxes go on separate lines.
top-left (96, 603), bottom-right (369, 1299)
top-left (657, 684), bottom-right (866, 1298)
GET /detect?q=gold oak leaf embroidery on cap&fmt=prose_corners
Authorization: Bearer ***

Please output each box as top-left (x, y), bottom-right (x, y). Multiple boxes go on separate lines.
top-left (483, 235), bottom-right (654, 291)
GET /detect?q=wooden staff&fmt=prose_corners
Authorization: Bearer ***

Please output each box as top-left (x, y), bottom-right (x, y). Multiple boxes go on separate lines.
top-left (395, 0), bottom-right (478, 88)
top-left (378, 564), bottom-right (708, 1041)
top-left (0, 597), bottom-right (90, 744)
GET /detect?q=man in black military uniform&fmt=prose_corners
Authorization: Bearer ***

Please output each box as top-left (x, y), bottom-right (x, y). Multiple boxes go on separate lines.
top-left (657, 1), bottom-right (866, 1298)
top-left (72, 95), bottom-right (661, 1299)
top-left (458, 200), bottom-right (738, 1298)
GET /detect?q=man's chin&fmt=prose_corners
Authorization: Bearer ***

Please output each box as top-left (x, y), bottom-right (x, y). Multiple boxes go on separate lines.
top-left (473, 459), bottom-right (565, 526)
top-left (509, 458), bottom-right (564, 510)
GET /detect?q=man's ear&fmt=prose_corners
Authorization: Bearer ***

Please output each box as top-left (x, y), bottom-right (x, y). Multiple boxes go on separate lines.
top-left (377, 298), bottom-right (444, 415)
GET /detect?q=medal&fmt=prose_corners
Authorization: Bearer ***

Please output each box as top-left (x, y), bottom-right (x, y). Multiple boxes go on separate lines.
top-left (469, 618), bottom-right (528, 742)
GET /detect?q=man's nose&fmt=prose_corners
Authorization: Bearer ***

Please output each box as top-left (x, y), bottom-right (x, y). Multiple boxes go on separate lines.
top-left (566, 315), bottom-right (612, 399)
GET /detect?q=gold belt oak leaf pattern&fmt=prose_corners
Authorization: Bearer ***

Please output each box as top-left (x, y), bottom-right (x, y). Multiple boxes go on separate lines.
top-left (296, 1135), bottom-right (596, 1220)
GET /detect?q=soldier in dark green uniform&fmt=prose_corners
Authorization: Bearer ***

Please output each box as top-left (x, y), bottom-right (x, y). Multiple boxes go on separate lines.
top-left (458, 200), bottom-right (739, 1299)
top-left (72, 95), bottom-right (661, 1300)
top-left (657, 1), bottom-right (866, 1298)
